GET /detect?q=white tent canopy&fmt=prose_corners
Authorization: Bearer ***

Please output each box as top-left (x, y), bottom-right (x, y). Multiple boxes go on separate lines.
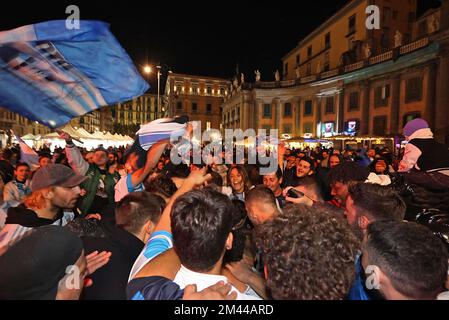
top-left (37, 125), bottom-right (133, 151)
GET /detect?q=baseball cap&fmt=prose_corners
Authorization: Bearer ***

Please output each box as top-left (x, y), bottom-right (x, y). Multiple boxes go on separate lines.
top-left (30, 164), bottom-right (88, 192)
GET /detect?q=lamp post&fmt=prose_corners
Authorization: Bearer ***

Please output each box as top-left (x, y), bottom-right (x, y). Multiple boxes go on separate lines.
top-left (143, 64), bottom-right (172, 118)
top-left (157, 65), bottom-right (161, 116)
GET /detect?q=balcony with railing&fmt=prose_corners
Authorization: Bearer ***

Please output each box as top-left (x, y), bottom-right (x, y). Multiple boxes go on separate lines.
top-left (400, 37), bottom-right (429, 55)
top-left (369, 51), bottom-right (394, 65)
top-left (230, 37), bottom-right (431, 94)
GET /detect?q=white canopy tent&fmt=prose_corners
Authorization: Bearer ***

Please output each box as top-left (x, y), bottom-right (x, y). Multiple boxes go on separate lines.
top-left (26, 125), bottom-right (134, 151)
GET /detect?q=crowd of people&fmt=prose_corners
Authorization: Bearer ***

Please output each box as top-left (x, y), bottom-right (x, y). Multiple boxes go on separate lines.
top-left (0, 118), bottom-right (448, 300)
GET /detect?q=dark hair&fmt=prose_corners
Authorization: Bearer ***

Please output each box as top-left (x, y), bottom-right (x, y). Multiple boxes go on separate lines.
top-left (292, 176), bottom-right (323, 201)
top-left (365, 221), bottom-right (449, 299)
top-left (171, 189), bottom-right (234, 272)
top-left (370, 157), bottom-right (389, 175)
top-left (207, 169), bottom-right (224, 188)
top-left (258, 204), bottom-right (360, 300)
top-left (163, 162), bottom-right (190, 179)
top-left (329, 153), bottom-right (343, 163)
top-left (115, 192), bottom-right (164, 235)
top-left (14, 162), bottom-right (29, 170)
top-left (245, 185), bottom-right (277, 209)
top-left (223, 200), bottom-right (250, 264)
top-left (144, 174), bottom-right (178, 199)
top-left (38, 153), bottom-right (52, 161)
top-left (299, 156), bottom-right (316, 172)
top-left (1, 149), bottom-right (14, 161)
top-left (227, 165), bottom-right (252, 194)
top-left (261, 166), bottom-right (283, 180)
top-left (348, 183), bottom-right (405, 222)
top-left (246, 164), bottom-right (262, 186)
top-left (108, 152), bottom-right (118, 159)
top-left (328, 161), bottom-right (369, 185)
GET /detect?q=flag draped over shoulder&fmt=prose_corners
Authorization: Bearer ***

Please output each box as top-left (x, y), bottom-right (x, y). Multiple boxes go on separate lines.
top-left (0, 20), bottom-right (149, 128)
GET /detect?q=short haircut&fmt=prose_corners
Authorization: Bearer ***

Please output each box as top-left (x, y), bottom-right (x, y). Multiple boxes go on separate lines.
top-left (245, 185), bottom-right (277, 209)
top-left (348, 183), bottom-right (406, 222)
top-left (115, 192), bottom-right (164, 235)
top-left (14, 162), bottom-right (30, 170)
top-left (144, 174), bottom-right (178, 198)
top-left (299, 157), bottom-right (315, 172)
top-left (328, 161), bottom-right (369, 185)
top-left (365, 221), bottom-right (449, 299)
top-left (171, 189), bottom-right (234, 272)
top-left (38, 153), bottom-right (52, 161)
top-left (258, 204), bottom-right (360, 300)
top-left (293, 176), bottom-right (323, 201)
top-left (261, 166), bottom-right (282, 180)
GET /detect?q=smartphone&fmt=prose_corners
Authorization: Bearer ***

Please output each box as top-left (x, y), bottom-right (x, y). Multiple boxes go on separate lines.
top-left (287, 188), bottom-right (304, 199)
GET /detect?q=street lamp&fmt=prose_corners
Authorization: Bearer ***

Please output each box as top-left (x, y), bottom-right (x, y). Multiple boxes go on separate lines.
top-left (143, 65), bottom-right (152, 74)
top-left (143, 64), bottom-right (172, 117)
top-left (156, 65), bottom-right (161, 117)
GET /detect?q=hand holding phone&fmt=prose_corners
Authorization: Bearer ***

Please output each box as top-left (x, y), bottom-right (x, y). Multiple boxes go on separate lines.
top-left (287, 188), bottom-right (304, 199)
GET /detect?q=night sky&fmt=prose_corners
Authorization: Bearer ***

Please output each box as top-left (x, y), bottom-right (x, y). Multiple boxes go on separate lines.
top-left (0, 0), bottom-right (441, 93)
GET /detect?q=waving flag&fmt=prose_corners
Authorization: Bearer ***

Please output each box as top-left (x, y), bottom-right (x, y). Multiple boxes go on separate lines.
top-left (137, 116), bottom-right (189, 151)
top-left (0, 20), bottom-right (149, 128)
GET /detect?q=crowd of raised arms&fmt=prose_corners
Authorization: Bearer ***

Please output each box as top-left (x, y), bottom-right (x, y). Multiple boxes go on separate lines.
top-left (0, 118), bottom-right (448, 300)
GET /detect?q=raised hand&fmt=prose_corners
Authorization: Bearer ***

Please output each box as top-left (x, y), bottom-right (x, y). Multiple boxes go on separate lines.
top-left (85, 250), bottom-right (112, 275)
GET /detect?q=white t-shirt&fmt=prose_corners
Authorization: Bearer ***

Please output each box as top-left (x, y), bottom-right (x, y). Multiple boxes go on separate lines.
top-left (130, 231), bottom-right (262, 300)
top-left (174, 265), bottom-right (261, 300)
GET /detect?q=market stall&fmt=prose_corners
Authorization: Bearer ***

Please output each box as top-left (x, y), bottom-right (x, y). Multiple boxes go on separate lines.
top-left (323, 135), bottom-right (395, 151)
top-left (285, 136), bottom-right (333, 150)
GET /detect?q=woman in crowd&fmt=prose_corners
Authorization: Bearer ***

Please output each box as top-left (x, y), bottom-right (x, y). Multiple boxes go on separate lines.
top-left (227, 166), bottom-right (253, 201)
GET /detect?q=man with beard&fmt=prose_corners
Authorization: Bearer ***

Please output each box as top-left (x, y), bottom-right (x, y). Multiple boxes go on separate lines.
top-left (328, 162), bottom-right (369, 209)
top-left (345, 182), bottom-right (406, 300)
top-left (0, 164), bottom-right (87, 248)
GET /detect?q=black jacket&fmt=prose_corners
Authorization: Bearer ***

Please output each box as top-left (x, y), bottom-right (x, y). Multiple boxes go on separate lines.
top-left (6, 204), bottom-right (68, 227)
top-left (78, 220), bottom-right (144, 300)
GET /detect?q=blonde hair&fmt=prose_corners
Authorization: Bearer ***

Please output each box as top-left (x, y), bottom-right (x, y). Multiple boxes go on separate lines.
top-left (24, 187), bottom-right (53, 210)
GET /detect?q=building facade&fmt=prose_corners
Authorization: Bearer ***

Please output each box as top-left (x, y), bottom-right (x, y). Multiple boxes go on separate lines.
top-left (223, 0), bottom-right (449, 144)
top-left (165, 73), bottom-right (230, 131)
top-left (0, 93), bottom-right (162, 137)
top-left (0, 108), bottom-right (51, 136)
top-left (282, 0), bottom-right (417, 80)
top-left (110, 94), bottom-right (166, 135)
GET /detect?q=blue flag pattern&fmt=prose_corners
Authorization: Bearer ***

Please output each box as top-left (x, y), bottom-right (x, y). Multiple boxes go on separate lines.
top-left (0, 20), bottom-right (149, 128)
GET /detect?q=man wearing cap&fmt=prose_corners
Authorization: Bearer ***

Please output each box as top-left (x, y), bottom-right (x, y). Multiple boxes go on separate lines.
top-left (60, 132), bottom-right (120, 216)
top-left (0, 164), bottom-right (87, 248)
top-left (399, 118), bottom-right (449, 176)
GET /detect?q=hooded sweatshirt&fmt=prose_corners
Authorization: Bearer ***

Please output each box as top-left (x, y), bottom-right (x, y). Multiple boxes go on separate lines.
top-left (0, 204), bottom-right (75, 249)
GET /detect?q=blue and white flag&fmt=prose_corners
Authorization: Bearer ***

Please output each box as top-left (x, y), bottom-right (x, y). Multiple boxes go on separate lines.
top-left (137, 116), bottom-right (189, 151)
top-left (0, 20), bottom-right (149, 128)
